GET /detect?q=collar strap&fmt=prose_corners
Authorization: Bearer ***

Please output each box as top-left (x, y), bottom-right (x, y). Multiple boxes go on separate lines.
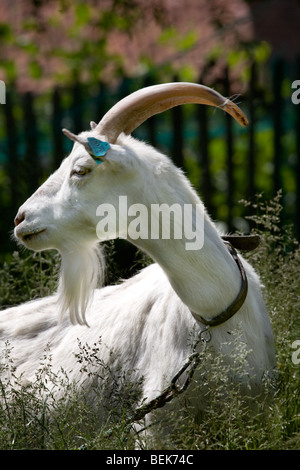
top-left (221, 234), bottom-right (260, 251)
top-left (195, 242), bottom-right (248, 327)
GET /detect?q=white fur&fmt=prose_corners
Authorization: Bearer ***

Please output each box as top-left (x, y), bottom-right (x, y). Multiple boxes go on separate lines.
top-left (2, 131), bottom-right (276, 415)
top-left (0, 264), bottom-right (275, 404)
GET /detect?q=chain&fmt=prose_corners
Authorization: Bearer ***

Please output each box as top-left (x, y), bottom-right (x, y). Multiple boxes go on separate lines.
top-left (125, 325), bottom-right (212, 425)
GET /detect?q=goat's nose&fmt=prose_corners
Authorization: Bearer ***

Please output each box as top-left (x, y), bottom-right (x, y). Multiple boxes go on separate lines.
top-left (14, 211), bottom-right (25, 227)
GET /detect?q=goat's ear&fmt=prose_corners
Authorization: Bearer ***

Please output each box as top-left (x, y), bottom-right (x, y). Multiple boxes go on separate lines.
top-left (87, 138), bottom-right (127, 168)
top-left (101, 143), bottom-right (131, 169)
top-left (62, 128), bottom-right (128, 168)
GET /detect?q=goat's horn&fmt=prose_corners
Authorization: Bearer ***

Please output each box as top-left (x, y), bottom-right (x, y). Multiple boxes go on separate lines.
top-left (96, 82), bottom-right (248, 143)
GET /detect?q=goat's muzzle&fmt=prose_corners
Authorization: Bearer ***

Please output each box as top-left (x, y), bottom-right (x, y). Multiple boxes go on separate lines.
top-left (14, 210), bottom-right (25, 227)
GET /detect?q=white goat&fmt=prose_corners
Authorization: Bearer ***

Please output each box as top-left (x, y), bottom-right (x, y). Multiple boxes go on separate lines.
top-left (2, 83), bottom-right (276, 421)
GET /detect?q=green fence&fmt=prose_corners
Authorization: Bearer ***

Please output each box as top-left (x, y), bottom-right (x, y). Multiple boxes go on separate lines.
top-left (0, 59), bottom-right (299, 259)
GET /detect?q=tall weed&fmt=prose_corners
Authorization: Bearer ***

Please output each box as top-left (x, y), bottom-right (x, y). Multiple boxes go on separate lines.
top-left (0, 192), bottom-right (299, 449)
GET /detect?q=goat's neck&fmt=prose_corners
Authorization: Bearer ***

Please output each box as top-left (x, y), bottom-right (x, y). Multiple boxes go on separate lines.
top-left (127, 191), bottom-right (242, 322)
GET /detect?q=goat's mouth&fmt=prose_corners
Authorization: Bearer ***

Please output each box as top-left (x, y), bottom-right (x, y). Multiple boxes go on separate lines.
top-left (17, 228), bottom-right (46, 244)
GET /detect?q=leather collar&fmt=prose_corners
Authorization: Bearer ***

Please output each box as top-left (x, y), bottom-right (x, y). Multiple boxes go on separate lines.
top-left (195, 241), bottom-right (249, 328)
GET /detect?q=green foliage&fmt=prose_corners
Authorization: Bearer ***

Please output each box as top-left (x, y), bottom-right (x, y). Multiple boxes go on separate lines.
top-left (0, 0), bottom-right (152, 87)
top-left (0, 250), bottom-right (60, 308)
top-left (0, 340), bottom-right (142, 450)
top-left (158, 27), bottom-right (198, 54)
top-left (0, 193), bottom-right (299, 449)
top-left (149, 192), bottom-right (300, 450)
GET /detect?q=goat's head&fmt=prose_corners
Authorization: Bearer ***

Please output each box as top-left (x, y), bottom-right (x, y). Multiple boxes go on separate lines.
top-left (14, 82), bottom-right (248, 324)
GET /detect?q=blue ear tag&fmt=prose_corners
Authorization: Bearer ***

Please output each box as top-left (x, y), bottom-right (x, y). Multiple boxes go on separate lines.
top-left (87, 137), bottom-right (110, 164)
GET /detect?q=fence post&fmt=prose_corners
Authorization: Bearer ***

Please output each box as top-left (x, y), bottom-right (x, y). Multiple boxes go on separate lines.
top-left (52, 87), bottom-right (64, 169)
top-left (224, 67), bottom-right (234, 231)
top-left (23, 91), bottom-right (39, 194)
top-left (4, 88), bottom-right (20, 214)
top-left (197, 95), bottom-right (213, 216)
top-left (248, 61), bottom-right (256, 200)
top-left (272, 58), bottom-right (283, 195)
top-left (72, 81), bottom-right (83, 133)
top-left (94, 81), bottom-right (107, 123)
top-left (144, 75), bottom-right (157, 147)
top-left (171, 76), bottom-right (184, 169)
top-left (296, 58), bottom-right (300, 240)
top-left (172, 105), bottom-right (184, 169)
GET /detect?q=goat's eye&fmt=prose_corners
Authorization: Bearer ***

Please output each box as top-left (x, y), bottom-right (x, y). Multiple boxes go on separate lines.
top-left (70, 167), bottom-right (91, 178)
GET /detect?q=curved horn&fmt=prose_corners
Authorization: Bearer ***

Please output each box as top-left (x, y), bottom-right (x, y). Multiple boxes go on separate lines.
top-left (96, 82), bottom-right (248, 143)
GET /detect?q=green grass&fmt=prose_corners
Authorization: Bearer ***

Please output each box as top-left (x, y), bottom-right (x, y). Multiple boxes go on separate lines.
top-left (0, 192), bottom-right (299, 450)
